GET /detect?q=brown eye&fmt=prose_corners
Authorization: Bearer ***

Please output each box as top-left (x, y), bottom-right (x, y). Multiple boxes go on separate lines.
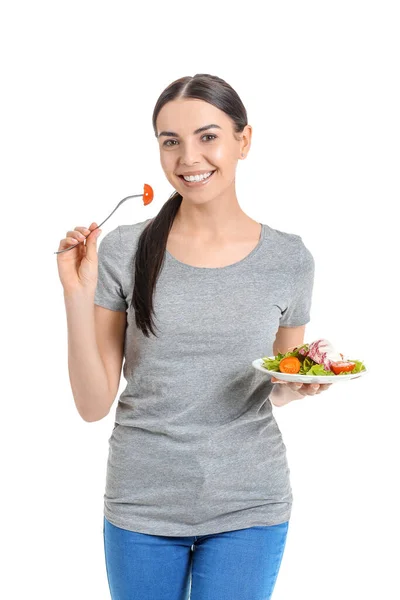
top-left (163, 134), bottom-right (217, 147)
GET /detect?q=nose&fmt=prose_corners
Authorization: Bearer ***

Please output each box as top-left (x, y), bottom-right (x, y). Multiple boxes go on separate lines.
top-left (178, 140), bottom-right (202, 166)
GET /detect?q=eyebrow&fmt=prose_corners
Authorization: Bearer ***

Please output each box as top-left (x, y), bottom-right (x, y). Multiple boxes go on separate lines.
top-left (157, 124), bottom-right (222, 138)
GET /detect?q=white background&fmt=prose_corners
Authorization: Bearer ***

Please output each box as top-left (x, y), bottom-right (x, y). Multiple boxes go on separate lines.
top-left (1, 1), bottom-right (399, 598)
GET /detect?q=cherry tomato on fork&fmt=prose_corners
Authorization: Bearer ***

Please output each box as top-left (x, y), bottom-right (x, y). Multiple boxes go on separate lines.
top-left (143, 184), bottom-right (154, 205)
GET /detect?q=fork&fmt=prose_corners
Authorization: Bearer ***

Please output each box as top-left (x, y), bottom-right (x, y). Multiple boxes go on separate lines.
top-left (54, 184), bottom-right (153, 254)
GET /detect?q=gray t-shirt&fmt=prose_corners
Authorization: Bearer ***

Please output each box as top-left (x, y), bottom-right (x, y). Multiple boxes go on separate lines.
top-left (94, 218), bottom-right (315, 536)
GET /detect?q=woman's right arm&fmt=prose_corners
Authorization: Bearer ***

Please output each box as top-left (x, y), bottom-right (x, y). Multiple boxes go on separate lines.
top-left (64, 291), bottom-right (115, 422)
top-left (57, 222), bottom-right (118, 422)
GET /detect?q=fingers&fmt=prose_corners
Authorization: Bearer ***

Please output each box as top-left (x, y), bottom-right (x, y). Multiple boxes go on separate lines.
top-left (270, 376), bottom-right (332, 396)
top-left (65, 223), bottom-right (99, 244)
top-left (319, 384), bottom-right (332, 392)
top-left (290, 382), bottom-right (305, 392)
top-left (271, 377), bottom-right (285, 383)
top-left (83, 223), bottom-right (101, 244)
top-left (304, 384), bottom-right (320, 395)
top-left (66, 229), bottom-right (88, 244)
top-left (299, 383), bottom-right (332, 395)
top-left (84, 223), bottom-right (102, 260)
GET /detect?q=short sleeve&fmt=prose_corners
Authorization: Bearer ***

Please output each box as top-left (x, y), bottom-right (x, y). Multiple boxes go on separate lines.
top-left (94, 226), bottom-right (127, 312)
top-left (279, 239), bottom-right (315, 327)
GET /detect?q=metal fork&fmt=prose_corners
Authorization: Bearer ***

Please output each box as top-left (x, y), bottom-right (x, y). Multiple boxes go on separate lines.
top-left (54, 193), bottom-right (144, 254)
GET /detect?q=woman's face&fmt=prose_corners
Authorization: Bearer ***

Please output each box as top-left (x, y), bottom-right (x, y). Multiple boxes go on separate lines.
top-left (155, 98), bottom-right (251, 202)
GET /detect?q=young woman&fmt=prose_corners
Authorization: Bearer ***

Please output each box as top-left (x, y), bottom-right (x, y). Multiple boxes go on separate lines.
top-left (57, 73), bottom-right (331, 600)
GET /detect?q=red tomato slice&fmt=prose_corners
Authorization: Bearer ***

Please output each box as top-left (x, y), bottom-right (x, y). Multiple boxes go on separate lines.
top-left (143, 183), bottom-right (154, 205)
top-left (330, 361), bottom-right (356, 375)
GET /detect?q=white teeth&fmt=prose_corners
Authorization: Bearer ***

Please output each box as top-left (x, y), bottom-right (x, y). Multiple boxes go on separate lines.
top-left (183, 171), bottom-right (213, 182)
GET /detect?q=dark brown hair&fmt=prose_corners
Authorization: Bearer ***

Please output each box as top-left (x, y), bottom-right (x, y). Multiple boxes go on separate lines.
top-left (131, 74), bottom-right (248, 338)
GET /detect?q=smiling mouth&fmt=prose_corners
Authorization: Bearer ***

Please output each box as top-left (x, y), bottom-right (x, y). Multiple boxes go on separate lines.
top-left (178, 170), bottom-right (216, 182)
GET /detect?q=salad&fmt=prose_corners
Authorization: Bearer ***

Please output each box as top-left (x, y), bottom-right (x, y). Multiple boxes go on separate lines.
top-left (262, 338), bottom-right (366, 377)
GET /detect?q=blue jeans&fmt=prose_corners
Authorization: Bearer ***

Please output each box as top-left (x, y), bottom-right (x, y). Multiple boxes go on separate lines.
top-left (103, 516), bottom-right (289, 600)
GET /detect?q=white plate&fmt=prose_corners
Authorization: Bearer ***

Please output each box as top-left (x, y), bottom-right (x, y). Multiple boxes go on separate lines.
top-left (252, 358), bottom-right (367, 384)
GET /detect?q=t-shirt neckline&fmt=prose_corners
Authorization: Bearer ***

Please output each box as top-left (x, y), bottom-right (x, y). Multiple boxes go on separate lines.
top-left (165, 223), bottom-right (266, 272)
